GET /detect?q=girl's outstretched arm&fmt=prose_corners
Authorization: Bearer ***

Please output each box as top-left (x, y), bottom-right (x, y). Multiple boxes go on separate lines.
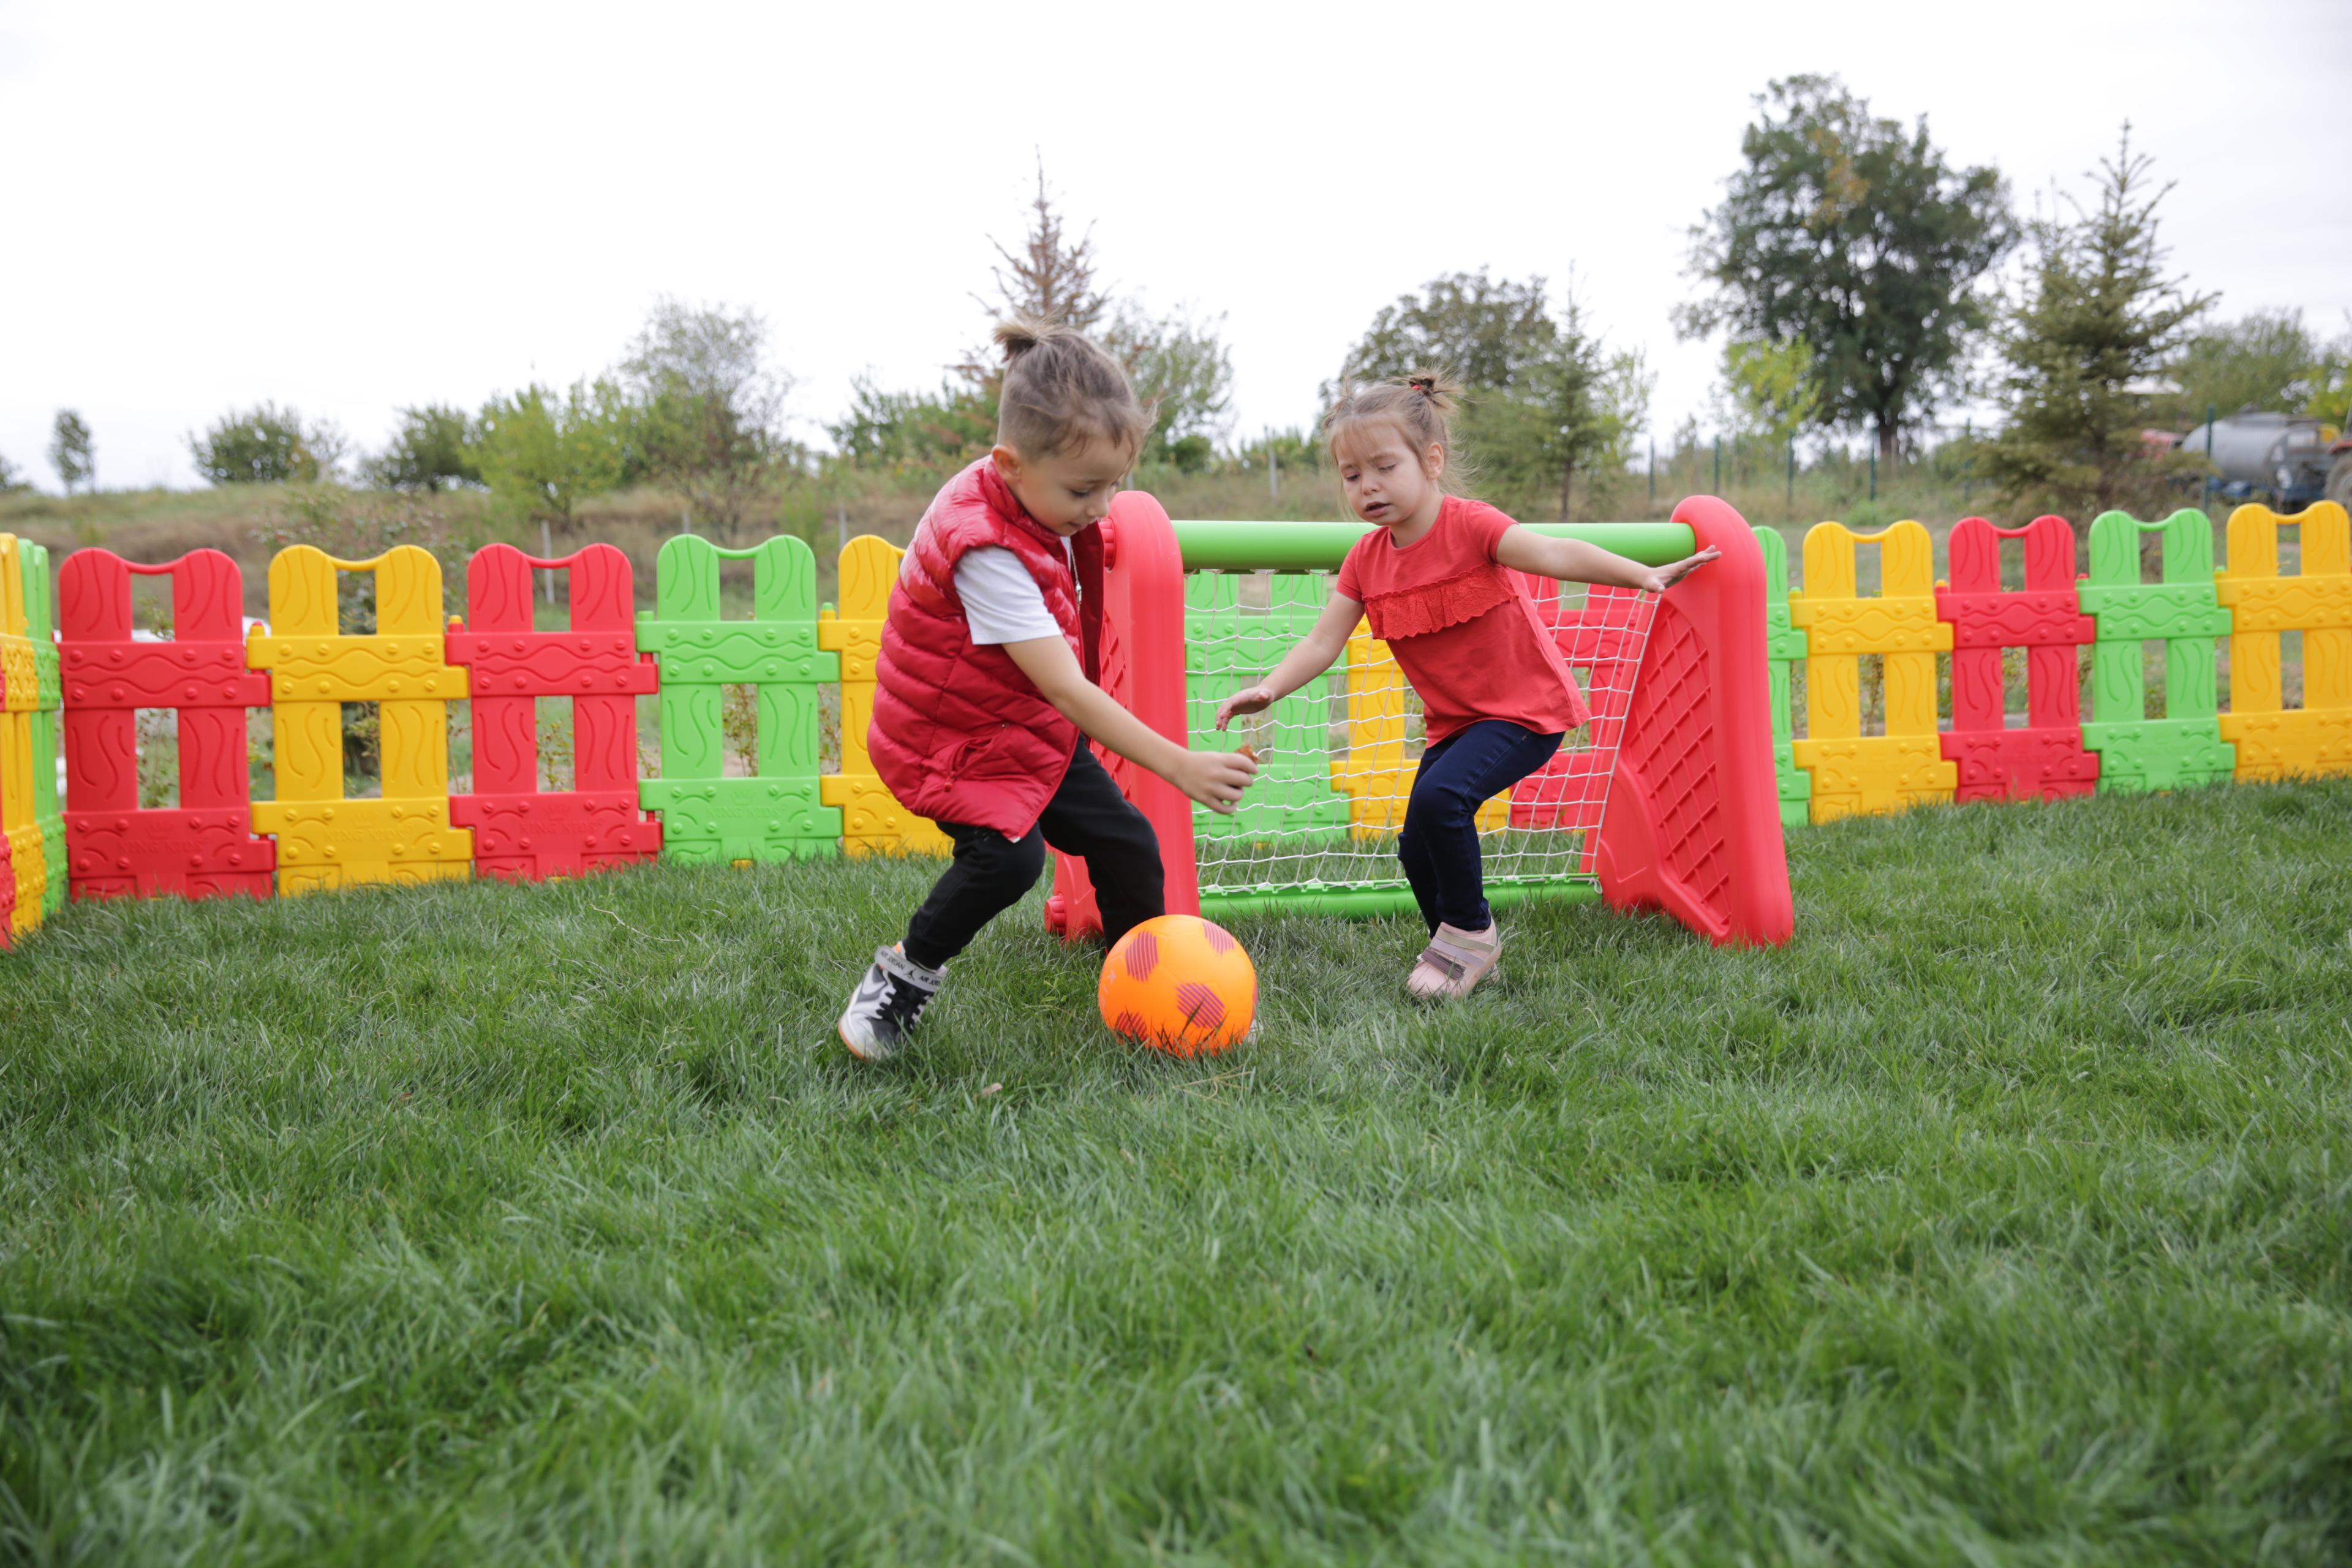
top-left (1215, 591), bottom-right (1363, 731)
top-left (1003, 635), bottom-right (1258, 813)
top-left (1494, 527), bottom-right (1719, 594)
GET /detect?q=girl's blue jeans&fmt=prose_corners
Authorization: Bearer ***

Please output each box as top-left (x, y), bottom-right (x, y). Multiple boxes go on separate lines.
top-left (1398, 719), bottom-right (1566, 935)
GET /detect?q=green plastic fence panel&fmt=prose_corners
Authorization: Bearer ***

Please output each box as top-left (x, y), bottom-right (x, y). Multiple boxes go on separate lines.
top-left (1752, 525), bottom-right (1811, 829)
top-left (638, 533), bottom-right (842, 862)
top-left (24, 542), bottom-right (62, 916)
top-left (1185, 571), bottom-right (1352, 842)
top-left (2078, 508), bottom-right (2236, 793)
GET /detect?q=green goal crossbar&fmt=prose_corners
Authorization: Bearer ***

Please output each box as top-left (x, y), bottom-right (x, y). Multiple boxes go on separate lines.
top-left (1170, 521), bottom-right (1697, 573)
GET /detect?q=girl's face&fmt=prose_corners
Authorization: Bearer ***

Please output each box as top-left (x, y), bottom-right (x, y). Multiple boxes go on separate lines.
top-left (993, 434), bottom-right (1134, 537)
top-left (1333, 423), bottom-right (1444, 529)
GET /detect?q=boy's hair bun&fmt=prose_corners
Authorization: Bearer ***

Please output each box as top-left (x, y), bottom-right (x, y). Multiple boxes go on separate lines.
top-left (993, 316), bottom-right (1058, 361)
top-left (991, 315), bottom-right (1150, 460)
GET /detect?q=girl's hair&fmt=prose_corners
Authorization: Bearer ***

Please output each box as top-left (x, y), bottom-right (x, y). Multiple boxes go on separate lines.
top-left (1322, 371), bottom-right (1472, 492)
top-left (993, 317), bottom-right (1150, 460)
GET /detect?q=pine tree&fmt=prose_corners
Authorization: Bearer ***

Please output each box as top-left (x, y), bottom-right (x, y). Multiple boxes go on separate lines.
top-left (1985, 126), bottom-right (2214, 524)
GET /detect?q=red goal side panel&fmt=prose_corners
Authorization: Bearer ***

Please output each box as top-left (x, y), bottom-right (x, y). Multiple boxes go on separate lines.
top-left (1593, 496), bottom-right (1795, 946)
top-left (1044, 491), bottom-right (1198, 940)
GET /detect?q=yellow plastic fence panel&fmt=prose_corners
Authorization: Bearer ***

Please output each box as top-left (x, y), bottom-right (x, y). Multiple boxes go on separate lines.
top-left (2215, 501), bottom-right (2352, 780)
top-left (1788, 519), bottom-right (1956, 822)
top-left (815, 535), bottom-right (950, 858)
top-left (246, 545), bottom-right (472, 894)
top-left (1327, 625), bottom-right (1506, 839)
top-left (0, 535), bottom-right (42, 936)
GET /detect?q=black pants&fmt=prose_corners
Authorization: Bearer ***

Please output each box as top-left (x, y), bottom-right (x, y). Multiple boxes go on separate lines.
top-left (902, 744), bottom-right (1164, 969)
top-left (1398, 719), bottom-right (1566, 935)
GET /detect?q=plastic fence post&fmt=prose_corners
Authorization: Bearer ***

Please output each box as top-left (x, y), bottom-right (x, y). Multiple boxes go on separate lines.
top-left (247, 546), bottom-right (472, 893)
top-left (0, 535), bottom-right (37, 938)
top-left (1329, 625), bottom-right (1411, 839)
top-left (1786, 519), bottom-right (1957, 821)
top-left (637, 532), bottom-right (841, 864)
top-left (2078, 509), bottom-right (2236, 793)
top-left (1752, 525), bottom-right (1812, 827)
top-left (21, 545), bottom-right (64, 918)
top-left (58, 548), bottom-right (274, 901)
top-left (2214, 501), bottom-right (2352, 779)
top-left (446, 542), bottom-right (662, 880)
top-left (816, 536), bottom-right (950, 857)
top-left (1933, 516), bottom-right (2100, 802)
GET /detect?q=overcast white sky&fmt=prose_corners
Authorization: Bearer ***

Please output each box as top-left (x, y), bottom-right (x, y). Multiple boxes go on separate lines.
top-left (2, 0), bottom-right (2347, 491)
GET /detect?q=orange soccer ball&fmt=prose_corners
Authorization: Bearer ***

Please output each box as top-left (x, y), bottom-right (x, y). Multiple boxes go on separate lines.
top-left (1098, 914), bottom-right (1257, 1056)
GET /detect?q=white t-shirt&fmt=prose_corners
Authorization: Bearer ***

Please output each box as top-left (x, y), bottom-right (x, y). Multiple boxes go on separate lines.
top-left (903, 526), bottom-right (1072, 646)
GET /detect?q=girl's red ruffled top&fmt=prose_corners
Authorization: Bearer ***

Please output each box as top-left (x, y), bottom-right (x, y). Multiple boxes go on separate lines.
top-left (1335, 496), bottom-right (1590, 745)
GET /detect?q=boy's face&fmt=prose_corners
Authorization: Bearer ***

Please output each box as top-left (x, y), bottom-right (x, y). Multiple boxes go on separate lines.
top-left (1333, 422), bottom-right (1444, 527)
top-left (993, 434), bottom-right (1134, 537)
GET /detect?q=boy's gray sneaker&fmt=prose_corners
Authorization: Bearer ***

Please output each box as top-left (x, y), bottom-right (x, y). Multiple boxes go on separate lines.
top-left (838, 944), bottom-right (945, 1062)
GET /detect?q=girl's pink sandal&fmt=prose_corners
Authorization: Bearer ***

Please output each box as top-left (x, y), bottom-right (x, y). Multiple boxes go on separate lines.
top-left (1406, 921), bottom-right (1501, 1000)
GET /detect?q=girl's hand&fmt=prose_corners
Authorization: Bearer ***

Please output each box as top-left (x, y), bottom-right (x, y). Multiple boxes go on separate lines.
top-left (1639, 548), bottom-right (1721, 594)
top-left (1215, 684), bottom-right (1276, 730)
top-left (1173, 748), bottom-right (1259, 815)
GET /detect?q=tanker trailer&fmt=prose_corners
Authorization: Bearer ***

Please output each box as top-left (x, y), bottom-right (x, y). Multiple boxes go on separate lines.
top-left (2176, 410), bottom-right (2336, 508)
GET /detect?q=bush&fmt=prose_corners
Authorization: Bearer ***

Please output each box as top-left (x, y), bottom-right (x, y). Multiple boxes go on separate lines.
top-left (190, 404), bottom-right (346, 485)
top-left (364, 405), bottom-right (481, 492)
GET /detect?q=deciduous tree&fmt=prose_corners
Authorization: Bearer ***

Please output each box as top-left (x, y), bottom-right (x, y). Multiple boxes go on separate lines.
top-left (619, 298), bottom-right (797, 541)
top-left (364, 404), bottom-right (480, 492)
top-left (1338, 271), bottom-right (1649, 518)
top-left (189, 404), bottom-right (345, 485)
top-left (470, 380), bottom-right (632, 529)
top-left (1679, 75), bottom-right (2016, 464)
top-left (2167, 307), bottom-right (2351, 426)
top-left (49, 410), bottom-right (93, 494)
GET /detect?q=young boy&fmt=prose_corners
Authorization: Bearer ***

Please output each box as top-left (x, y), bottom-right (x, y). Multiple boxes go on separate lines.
top-left (839, 319), bottom-right (1258, 1060)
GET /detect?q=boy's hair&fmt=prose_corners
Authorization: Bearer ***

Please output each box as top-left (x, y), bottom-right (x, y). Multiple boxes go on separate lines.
top-left (1322, 371), bottom-right (1472, 493)
top-left (993, 317), bottom-right (1150, 460)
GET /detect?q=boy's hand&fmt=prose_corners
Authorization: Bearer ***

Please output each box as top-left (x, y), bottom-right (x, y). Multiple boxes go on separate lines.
top-left (1173, 748), bottom-right (1257, 815)
top-left (1638, 548), bottom-right (1720, 594)
top-left (1215, 684), bottom-right (1276, 730)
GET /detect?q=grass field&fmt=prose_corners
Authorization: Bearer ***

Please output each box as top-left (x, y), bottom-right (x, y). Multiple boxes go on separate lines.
top-left (4, 781), bottom-right (2350, 1563)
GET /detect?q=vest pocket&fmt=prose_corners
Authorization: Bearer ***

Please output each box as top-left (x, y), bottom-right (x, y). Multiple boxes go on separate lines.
top-left (946, 726), bottom-right (1008, 780)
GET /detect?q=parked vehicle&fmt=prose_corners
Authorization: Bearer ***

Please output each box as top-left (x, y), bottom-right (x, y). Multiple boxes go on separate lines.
top-left (2175, 410), bottom-right (2339, 508)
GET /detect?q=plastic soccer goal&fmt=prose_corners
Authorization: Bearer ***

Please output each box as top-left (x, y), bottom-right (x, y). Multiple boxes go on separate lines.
top-left (1044, 494), bottom-right (1794, 948)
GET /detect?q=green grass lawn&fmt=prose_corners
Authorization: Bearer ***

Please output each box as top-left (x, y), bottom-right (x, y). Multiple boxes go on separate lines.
top-left (3, 782), bottom-right (2349, 1564)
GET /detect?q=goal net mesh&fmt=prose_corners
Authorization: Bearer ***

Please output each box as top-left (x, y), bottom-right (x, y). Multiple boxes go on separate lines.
top-left (1181, 569), bottom-right (1660, 903)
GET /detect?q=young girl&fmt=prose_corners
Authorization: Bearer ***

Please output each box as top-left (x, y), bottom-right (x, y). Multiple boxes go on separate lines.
top-left (1216, 374), bottom-right (1716, 1000)
top-left (839, 320), bottom-right (1259, 1060)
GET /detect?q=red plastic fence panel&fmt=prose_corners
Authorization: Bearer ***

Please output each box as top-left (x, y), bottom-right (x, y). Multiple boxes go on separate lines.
top-left (446, 543), bottom-right (662, 881)
top-left (1043, 491), bottom-right (1196, 940)
top-left (58, 548), bottom-right (276, 900)
top-left (1591, 496), bottom-right (1794, 946)
top-left (1934, 514), bottom-right (2099, 803)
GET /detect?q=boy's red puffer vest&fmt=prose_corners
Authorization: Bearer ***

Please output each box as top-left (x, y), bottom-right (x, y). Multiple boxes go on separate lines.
top-left (870, 459), bottom-right (1105, 838)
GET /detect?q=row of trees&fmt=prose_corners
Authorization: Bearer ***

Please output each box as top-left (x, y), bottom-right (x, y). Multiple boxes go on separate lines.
top-left (12, 99), bottom-right (2344, 526)
top-left (176, 297), bottom-right (798, 539)
top-left (1680, 75), bottom-right (2350, 521)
